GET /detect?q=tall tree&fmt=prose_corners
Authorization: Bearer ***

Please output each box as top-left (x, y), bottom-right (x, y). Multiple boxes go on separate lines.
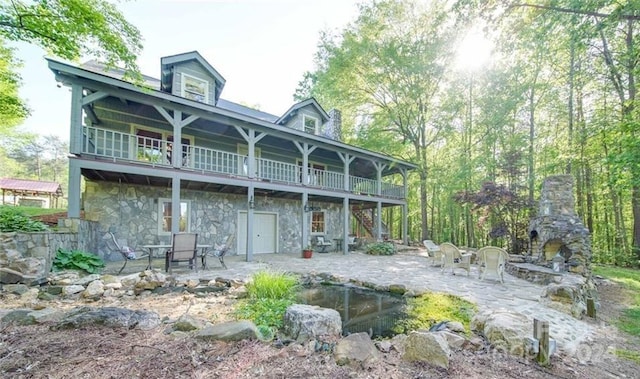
top-left (297, 0), bottom-right (466, 241)
top-left (0, 0), bottom-right (142, 131)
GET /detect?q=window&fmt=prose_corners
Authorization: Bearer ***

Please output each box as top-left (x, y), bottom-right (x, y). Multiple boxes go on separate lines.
top-left (181, 73), bottom-right (209, 103)
top-left (311, 211), bottom-right (325, 234)
top-left (303, 115), bottom-right (319, 134)
top-left (159, 199), bottom-right (190, 234)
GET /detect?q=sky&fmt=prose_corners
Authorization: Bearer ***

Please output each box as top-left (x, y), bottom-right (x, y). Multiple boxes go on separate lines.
top-left (13, 0), bottom-right (361, 140)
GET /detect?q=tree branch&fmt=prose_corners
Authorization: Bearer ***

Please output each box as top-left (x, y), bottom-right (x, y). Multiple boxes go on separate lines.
top-left (510, 3), bottom-right (640, 21)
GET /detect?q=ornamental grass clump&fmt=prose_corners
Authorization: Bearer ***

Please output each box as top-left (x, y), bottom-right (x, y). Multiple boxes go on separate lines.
top-left (234, 270), bottom-right (299, 339)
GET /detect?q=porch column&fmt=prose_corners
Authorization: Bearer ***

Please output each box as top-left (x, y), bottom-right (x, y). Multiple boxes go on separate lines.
top-left (247, 185), bottom-right (255, 262)
top-left (294, 142), bottom-right (317, 185)
top-left (68, 159), bottom-right (81, 218)
top-left (373, 161), bottom-right (386, 196)
top-left (69, 84), bottom-right (83, 155)
top-left (172, 111), bottom-right (182, 168)
top-left (302, 192), bottom-right (309, 248)
top-left (402, 203), bottom-right (408, 246)
top-left (401, 168), bottom-right (408, 245)
top-left (233, 126), bottom-right (266, 179)
top-left (376, 201), bottom-right (382, 241)
top-left (337, 152), bottom-right (355, 191)
top-left (343, 197), bottom-right (349, 254)
top-left (171, 177), bottom-right (181, 234)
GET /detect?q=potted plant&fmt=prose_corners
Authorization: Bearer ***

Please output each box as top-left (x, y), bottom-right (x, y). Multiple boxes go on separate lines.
top-left (302, 245), bottom-right (313, 259)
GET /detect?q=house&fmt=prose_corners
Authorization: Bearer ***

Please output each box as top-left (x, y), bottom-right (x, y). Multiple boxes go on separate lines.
top-left (47, 51), bottom-right (416, 260)
top-left (0, 178), bottom-right (63, 208)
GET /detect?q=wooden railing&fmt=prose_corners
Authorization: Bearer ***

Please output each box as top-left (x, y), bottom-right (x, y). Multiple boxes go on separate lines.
top-left (81, 126), bottom-right (404, 199)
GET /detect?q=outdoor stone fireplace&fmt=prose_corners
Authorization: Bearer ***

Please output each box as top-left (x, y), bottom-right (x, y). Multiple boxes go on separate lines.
top-left (528, 175), bottom-right (591, 276)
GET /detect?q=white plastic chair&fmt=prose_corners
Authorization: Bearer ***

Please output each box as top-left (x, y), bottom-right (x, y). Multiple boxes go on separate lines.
top-left (315, 236), bottom-right (332, 253)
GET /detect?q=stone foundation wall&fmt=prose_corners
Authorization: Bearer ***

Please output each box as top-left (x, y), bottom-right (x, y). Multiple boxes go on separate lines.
top-left (83, 181), bottom-right (344, 261)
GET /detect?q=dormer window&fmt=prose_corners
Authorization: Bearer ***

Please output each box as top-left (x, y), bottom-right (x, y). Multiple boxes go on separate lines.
top-left (303, 114), bottom-right (319, 134)
top-left (181, 73), bottom-right (209, 103)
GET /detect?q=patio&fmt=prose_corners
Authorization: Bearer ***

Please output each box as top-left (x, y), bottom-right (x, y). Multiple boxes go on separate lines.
top-left (104, 248), bottom-right (595, 356)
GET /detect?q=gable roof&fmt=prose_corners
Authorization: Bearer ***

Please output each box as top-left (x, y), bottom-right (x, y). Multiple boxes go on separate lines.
top-left (0, 178), bottom-right (63, 196)
top-left (275, 98), bottom-right (330, 125)
top-left (48, 57), bottom-right (417, 174)
top-left (161, 51), bottom-right (226, 103)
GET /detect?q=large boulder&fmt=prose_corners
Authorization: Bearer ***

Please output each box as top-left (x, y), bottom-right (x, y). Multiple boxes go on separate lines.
top-left (54, 306), bottom-right (161, 330)
top-left (334, 332), bottom-right (380, 367)
top-left (471, 309), bottom-right (531, 356)
top-left (403, 331), bottom-right (451, 369)
top-left (283, 304), bottom-right (342, 343)
top-left (196, 320), bottom-right (259, 341)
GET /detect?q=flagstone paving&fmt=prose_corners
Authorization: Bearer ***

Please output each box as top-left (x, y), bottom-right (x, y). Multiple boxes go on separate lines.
top-left (113, 249), bottom-right (612, 357)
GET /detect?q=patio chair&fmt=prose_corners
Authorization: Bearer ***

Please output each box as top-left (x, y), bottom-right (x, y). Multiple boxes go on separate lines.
top-left (315, 236), bottom-right (332, 253)
top-left (439, 242), bottom-right (471, 276)
top-left (165, 233), bottom-right (198, 274)
top-left (204, 234), bottom-right (235, 269)
top-left (105, 232), bottom-right (149, 275)
top-left (476, 246), bottom-right (510, 283)
top-left (422, 240), bottom-right (442, 266)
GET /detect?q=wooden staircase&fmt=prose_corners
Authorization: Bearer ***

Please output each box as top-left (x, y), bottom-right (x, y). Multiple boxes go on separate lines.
top-left (352, 207), bottom-right (389, 238)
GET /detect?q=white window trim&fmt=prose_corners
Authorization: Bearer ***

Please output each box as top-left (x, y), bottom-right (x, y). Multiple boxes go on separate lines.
top-left (310, 210), bottom-right (326, 236)
top-left (181, 73), bottom-right (209, 103)
top-left (157, 198), bottom-right (191, 235)
top-left (302, 114), bottom-right (319, 134)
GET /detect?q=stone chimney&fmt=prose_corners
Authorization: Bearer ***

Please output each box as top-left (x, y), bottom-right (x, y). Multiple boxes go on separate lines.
top-left (529, 175), bottom-right (591, 276)
top-left (322, 109), bottom-right (342, 141)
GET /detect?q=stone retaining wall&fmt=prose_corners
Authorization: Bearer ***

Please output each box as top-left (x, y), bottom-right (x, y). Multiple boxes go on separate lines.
top-left (0, 219), bottom-right (99, 284)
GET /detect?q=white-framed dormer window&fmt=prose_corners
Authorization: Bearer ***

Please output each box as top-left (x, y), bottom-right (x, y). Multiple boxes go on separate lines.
top-left (158, 198), bottom-right (190, 235)
top-left (311, 210), bottom-right (326, 235)
top-left (181, 73), bottom-right (209, 103)
top-left (303, 114), bottom-right (319, 134)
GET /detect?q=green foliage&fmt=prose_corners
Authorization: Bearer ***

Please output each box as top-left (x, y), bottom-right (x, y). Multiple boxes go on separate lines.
top-left (0, 0), bottom-right (142, 77)
top-left (614, 348), bottom-right (640, 364)
top-left (9, 206), bottom-right (62, 217)
top-left (365, 242), bottom-right (396, 256)
top-left (52, 248), bottom-right (105, 274)
top-left (0, 206), bottom-right (48, 232)
top-left (593, 265), bottom-right (640, 336)
top-left (234, 270), bottom-right (299, 338)
top-left (393, 291), bottom-right (477, 335)
top-left (0, 39), bottom-right (29, 131)
top-left (245, 270), bottom-right (299, 300)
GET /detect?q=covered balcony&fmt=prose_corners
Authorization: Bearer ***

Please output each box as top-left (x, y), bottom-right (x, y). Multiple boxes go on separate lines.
top-left (81, 125), bottom-right (405, 199)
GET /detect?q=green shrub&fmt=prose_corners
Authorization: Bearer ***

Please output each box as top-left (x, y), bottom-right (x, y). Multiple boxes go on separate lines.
top-left (365, 242), bottom-right (396, 255)
top-left (0, 206), bottom-right (48, 232)
top-left (52, 248), bottom-right (105, 274)
top-left (234, 270), bottom-right (299, 338)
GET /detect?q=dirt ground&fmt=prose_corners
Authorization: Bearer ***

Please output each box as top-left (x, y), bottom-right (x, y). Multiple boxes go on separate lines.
top-left (0, 279), bottom-right (638, 378)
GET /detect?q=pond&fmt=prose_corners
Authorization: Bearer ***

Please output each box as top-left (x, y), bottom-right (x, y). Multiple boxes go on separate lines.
top-left (296, 285), bottom-right (407, 338)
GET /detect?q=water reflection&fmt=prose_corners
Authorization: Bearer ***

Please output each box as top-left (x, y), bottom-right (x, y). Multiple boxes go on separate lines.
top-left (296, 285), bottom-right (407, 338)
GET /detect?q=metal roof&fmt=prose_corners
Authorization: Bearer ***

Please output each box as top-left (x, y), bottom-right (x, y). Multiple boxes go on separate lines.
top-left (0, 178), bottom-right (63, 196)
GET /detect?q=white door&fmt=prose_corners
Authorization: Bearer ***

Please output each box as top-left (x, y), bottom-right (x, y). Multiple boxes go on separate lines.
top-left (238, 211), bottom-right (277, 254)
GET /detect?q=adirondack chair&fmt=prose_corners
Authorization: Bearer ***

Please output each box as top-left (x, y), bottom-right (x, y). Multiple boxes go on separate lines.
top-left (476, 246), bottom-right (510, 283)
top-left (439, 242), bottom-right (471, 276)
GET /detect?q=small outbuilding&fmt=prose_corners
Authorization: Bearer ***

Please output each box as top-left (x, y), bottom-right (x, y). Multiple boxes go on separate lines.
top-left (0, 178), bottom-right (63, 208)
